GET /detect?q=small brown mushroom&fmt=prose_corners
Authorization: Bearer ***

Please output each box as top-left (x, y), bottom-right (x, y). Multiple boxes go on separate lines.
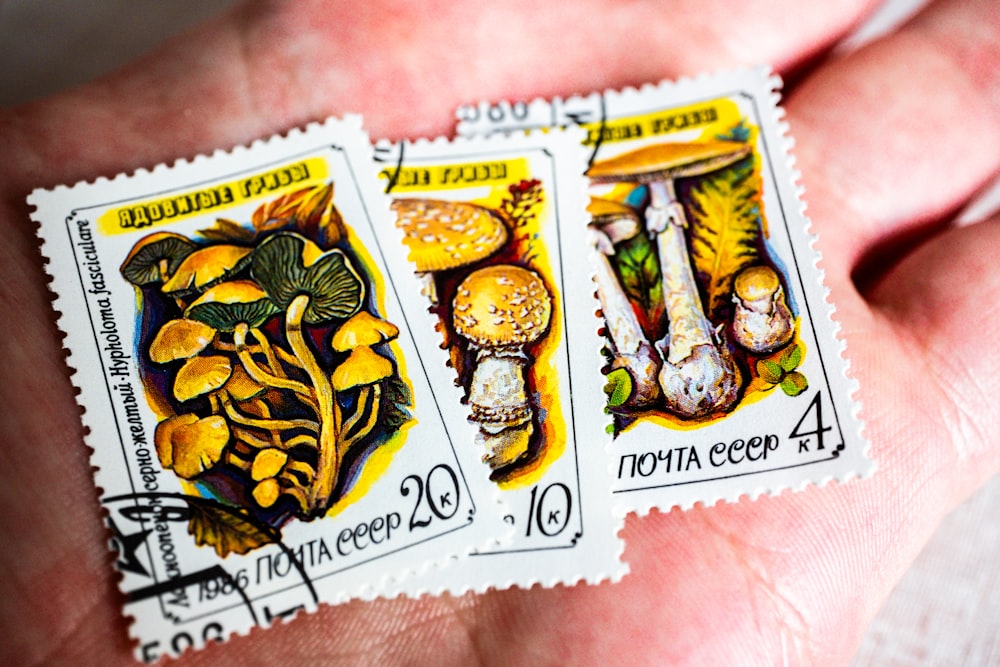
top-left (732, 265), bottom-right (795, 353)
top-left (587, 197), bottom-right (661, 407)
top-left (588, 142), bottom-right (749, 418)
top-left (392, 198), bottom-right (508, 303)
top-left (452, 265), bottom-right (552, 469)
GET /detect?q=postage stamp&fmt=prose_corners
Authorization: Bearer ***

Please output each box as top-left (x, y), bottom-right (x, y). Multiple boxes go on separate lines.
top-left (374, 129), bottom-right (626, 591)
top-left (457, 67), bottom-right (873, 513)
top-left (29, 116), bottom-right (507, 660)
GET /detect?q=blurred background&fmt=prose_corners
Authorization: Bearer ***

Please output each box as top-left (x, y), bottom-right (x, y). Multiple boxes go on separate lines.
top-left (2, 1), bottom-right (997, 664)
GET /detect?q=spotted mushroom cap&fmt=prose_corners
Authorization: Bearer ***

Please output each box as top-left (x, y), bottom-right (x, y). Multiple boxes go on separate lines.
top-left (452, 264), bottom-right (552, 348)
top-left (392, 198), bottom-right (508, 272)
top-left (587, 141), bottom-right (751, 184)
top-left (586, 197), bottom-right (642, 245)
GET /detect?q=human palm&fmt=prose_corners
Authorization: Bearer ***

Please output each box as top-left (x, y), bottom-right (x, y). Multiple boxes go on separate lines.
top-left (2, 1), bottom-right (999, 664)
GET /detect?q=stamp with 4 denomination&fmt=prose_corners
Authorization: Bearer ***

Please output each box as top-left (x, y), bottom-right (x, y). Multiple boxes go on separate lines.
top-left (457, 67), bottom-right (874, 514)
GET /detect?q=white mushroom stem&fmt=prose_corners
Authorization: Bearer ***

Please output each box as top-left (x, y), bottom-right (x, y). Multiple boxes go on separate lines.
top-left (589, 228), bottom-right (661, 406)
top-left (732, 284), bottom-right (795, 354)
top-left (646, 179), bottom-right (740, 418)
top-left (467, 346), bottom-right (532, 432)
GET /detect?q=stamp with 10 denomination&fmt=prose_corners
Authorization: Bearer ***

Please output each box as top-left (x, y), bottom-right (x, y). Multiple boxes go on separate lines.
top-left (375, 129), bottom-right (626, 593)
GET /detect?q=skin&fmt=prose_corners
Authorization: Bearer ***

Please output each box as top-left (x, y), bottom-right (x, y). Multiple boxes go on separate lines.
top-left (1, 0), bottom-right (999, 664)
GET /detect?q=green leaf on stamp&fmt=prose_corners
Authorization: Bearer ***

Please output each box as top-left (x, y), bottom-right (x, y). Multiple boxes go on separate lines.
top-left (186, 498), bottom-right (276, 557)
top-left (779, 343), bottom-right (803, 372)
top-left (757, 359), bottom-right (784, 385)
top-left (604, 367), bottom-right (633, 408)
top-left (612, 234), bottom-right (664, 328)
top-left (780, 371), bottom-right (808, 396)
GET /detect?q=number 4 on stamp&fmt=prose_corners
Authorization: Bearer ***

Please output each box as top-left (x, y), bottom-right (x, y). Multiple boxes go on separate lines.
top-left (457, 67), bottom-right (874, 514)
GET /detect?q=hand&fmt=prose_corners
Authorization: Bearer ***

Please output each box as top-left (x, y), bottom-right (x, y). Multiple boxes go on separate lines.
top-left (1, 1), bottom-right (998, 664)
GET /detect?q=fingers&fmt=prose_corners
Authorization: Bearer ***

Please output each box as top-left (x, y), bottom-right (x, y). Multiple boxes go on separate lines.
top-left (4, 0), bottom-right (875, 196)
top-left (868, 214), bottom-right (1000, 483)
top-left (787, 0), bottom-right (1000, 287)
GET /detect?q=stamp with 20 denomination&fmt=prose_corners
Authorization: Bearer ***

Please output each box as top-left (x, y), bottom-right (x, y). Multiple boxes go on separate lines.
top-left (30, 117), bottom-right (504, 660)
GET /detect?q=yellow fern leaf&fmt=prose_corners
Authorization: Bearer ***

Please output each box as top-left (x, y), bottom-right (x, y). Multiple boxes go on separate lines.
top-left (687, 167), bottom-right (762, 320)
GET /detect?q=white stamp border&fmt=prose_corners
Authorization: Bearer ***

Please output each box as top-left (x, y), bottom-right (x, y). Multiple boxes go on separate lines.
top-left (457, 66), bottom-right (874, 515)
top-left (28, 115), bottom-right (511, 660)
top-left (375, 128), bottom-right (628, 594)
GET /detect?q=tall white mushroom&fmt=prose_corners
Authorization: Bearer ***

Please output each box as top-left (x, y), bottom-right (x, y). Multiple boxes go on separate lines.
top-left (451, 265), bottom-right (552, 470)
top-left (586, 197), bottom-right (661, 407)
top-left (588, 141), bottom-right (750, 418)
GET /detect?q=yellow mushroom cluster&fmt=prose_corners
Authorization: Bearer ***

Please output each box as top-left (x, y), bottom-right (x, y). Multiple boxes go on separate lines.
top-left (123, 187), bottom-right (412, 548)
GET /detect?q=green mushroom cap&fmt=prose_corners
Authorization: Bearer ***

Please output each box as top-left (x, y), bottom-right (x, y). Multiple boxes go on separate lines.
top-left (185, 280), bottom-right (280, 331)
top-left (120, 232), bottom-right (197, 286)
top-left (251, 232), bottom-right (364, 325)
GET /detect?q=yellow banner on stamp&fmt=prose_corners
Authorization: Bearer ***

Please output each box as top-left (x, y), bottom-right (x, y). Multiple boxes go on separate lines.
top-left (381, 158), bottom-right (530, 194)
top-left (97, 158), bottom-right (329, 235)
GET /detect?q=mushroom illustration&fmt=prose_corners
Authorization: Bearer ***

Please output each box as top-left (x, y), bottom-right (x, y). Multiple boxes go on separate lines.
top-left (172, 355), bottom-right (233, 402)
top-left (153, 413), bottom-right (230, 479)
top-left (183, 280), bottom-right (302, 398)
top-left (587, 197), bottom-right (661, 407)
top-left (452, 264), bottom-right (552, 469)
top-left (731, 265), bottom-right (795, 354)
top-left (251, 231), bottom-right (365, 514)
top-left (120, 232), bottom-right (196, 286)
top-left (392, 198), bottom-right (508, 303)
top-left (330, 311), bottom-right (399, 451)
top-left (148, 318), bottom-right (216, 363)
top-left (247, 447), bottom-right (310, 511)
top-left (588, 141), bottom-right (750, 418)
top-left (161, 244), bottom-right (253, 299)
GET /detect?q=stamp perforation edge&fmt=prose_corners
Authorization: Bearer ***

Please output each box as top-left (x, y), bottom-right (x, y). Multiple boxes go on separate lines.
top-left (28, 115), bottom-right (513, 661)
top-left (457, 65), bottom-right (873, 517)
top-left (375, 127), bottom-right (628, 595)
